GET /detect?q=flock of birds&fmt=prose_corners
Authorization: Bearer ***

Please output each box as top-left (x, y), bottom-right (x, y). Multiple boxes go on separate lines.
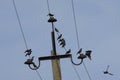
top-left (24, 14), bottom-right (114, 76)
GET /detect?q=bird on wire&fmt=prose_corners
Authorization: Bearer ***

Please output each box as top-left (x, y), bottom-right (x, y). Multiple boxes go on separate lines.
top-left (77, 48), bottom-right (82, 55)
top-left (55, 27), bottom-right (59, 33)
top-left (85, 50), bottom-right (92, 60)
top-left (47, 13), bottom-right (54, 16)
top-left (24, 49), bottom-right (32, 57)
top-left (57, 34), bottom-right (62, 40)
top-left (65, 49), bottom-right (71, 54)
top-left (24, 56), bottom-right (34, 65)
top-left (59, 38), bottom-right (66, 47)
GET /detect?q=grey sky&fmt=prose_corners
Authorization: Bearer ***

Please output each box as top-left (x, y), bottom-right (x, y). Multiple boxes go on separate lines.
top-left (0, 0), bottom-right (120, 80)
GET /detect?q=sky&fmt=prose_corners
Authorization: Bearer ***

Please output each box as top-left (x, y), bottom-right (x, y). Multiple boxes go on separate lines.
top-left (0, 0), bottom-right (120, 80)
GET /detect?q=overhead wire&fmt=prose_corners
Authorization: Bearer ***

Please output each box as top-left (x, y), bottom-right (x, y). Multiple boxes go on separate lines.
top-left (70, 0), bottom-right (82, 80)
top-left (47, 0), bottom-right (51, 13)
top-left (12, 0), bottom-right (28, 49)
top-left (36, 70), bottom-right (44, 80)
top-left (71, 64), bottom-right (82, 80)
top-left (12, 0), bottom-right (44, 80)
top-left (70, 0), bottom-right (92, 80)
top-left (83, 62), bottom-right (92, 80)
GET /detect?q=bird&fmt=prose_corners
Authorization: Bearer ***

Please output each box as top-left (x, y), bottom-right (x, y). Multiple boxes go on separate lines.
top-left (47, 13), bottom-right (54, 16)
top-left (24, 56), bottom-right (34, 65)
top-left (78, 54), bottom-right (87, 60)
top-left (65, 49), bottom-right (71, 54)
top-left (85, 50), bottom-right (92, 60)
top-left (104, 65), bottom-right (113, 76)
top-left (57, 34), bottom-right (62, 40)
top-left (59, 38), bottom-right (66, 47)
top-left (77, 48), bottom-right (82, 55)
top-left (55, 27), bottom-right (59, 33)
top-left (24, 49), bottom-right (32, 56)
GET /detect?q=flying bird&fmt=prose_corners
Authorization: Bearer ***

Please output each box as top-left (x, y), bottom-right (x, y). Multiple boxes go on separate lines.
top-left (85, 50), bottom-right (92, 60)
top-left (24, 49), bottom-right (32, 56)
top-left (65, 49), bottom-right (71, 54)
top-left (104, 65), bottom-right (113, 76)
top-left (77, 48), bottom-right (82, 55)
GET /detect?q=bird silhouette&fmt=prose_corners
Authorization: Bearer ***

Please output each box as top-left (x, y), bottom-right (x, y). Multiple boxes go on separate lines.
top-left (77, 48), bottom-right (82, 55)
top-left (65, 49), bottom-right (71, 54)
top-left (104, 65), bottom-right (113, 76)
top-left (57, 34), bottom-right (62, 40)
top-left (55, 27), bottom-right (59, 33)
top-left (48, 13), bottom-right (54, 16)
top-left (24, 49), bottom-right (32, 56)
top-left (24, 56), bottom-right (34, 65)
top-left (59, 38), bottom-right (66, 47)
top-left (78, 54), bottom-right (87, 59)
top-left (85, 50), bottom-right (92, 60)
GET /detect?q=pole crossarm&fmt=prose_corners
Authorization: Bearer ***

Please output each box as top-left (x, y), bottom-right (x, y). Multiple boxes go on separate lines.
top-left (39, 54), bottom-right (71, 61)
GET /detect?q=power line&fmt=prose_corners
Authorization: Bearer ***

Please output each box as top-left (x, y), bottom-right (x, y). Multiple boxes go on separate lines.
top-left (83, 62), bottom-right (92, 80)
top-left (70, 0), bottom-right (92, 80)
top-left (12, 0), bottom-right (28, 49)
top-left (71, 0), bottom-right (80, 49)
top-left (71, 64), bottom-right (82, 80)
top-left (70, 0), bottom-right (82, 80)
top-left (36, 70), bottom-right (44, 80)
top-left (46, 0), bottom-right (51, 13)
top-left (12, 0), bottom-right (44, 80)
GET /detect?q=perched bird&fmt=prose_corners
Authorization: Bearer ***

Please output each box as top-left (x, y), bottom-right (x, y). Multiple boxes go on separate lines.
top-left (78, 54), bottom-right (87, 60)
top-left (24, 56), bottom-right (34, 65)
top-left (77, 48), bottom-right (82, 55)
top-left (48, 13), bottom-right (54, 16)
top-left (85, 50), bottom-right (92, 60)
top-left (57, 34), bottom-right (62, 40)
top-left (59, 38), bottom-right (66, 47)
top-left (24, 49), bottom-right (32, 56)
top-left (55, 27), bottom-right (59, 33)
top-left (104, 65), bottom-right (113, 76)
top-left (65, 49), bottom-right (71, 54)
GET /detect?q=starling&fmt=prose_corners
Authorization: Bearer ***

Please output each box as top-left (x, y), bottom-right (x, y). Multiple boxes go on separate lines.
top-left (59, 38), bottom-right (66, 47)
top-left (85, 50), bottom-right (92, 60)
top-left (24, 49), bottom-right (32, 56)
top-left (78, 54), bottom-right (87, 59)
top-left (24, 56), bottom-right (34, 65)
top-left (65, 49), bottom-right (71, 54)
top-left (55, 27), bottom-right (59, 33)
top-left (57, 34), bottom-right (62, 40)
top-left (77, 48), bottom-right (82, 55)
top-left (48, 13), bottom-right (54, 16)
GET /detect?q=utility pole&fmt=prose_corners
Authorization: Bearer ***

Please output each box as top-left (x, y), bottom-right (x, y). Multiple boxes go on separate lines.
top-left (24, 13), bottom-right (91, 80)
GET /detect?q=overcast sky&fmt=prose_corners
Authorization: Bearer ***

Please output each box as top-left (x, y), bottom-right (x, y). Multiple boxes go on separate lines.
top-left (0, 0), bottom-right (120, 80)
